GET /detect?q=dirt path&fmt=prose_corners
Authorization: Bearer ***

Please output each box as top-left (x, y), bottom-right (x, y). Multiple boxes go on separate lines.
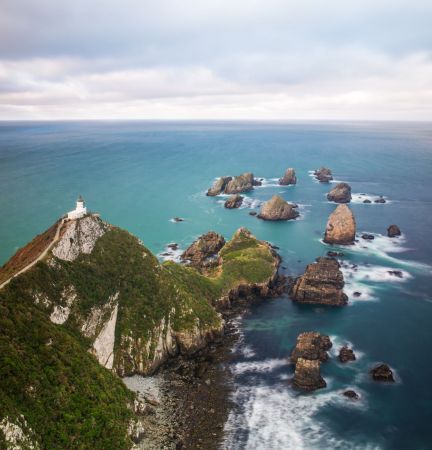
top-left (0, 218), bottom-right (65, 290)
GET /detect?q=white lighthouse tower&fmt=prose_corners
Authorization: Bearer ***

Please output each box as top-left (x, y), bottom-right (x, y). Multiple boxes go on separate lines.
top-left (67, 195), bottom-right (87, 220)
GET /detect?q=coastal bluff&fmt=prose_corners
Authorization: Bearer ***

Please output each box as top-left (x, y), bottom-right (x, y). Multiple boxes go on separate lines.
top-left (0, 214), bottom-right (281, 449)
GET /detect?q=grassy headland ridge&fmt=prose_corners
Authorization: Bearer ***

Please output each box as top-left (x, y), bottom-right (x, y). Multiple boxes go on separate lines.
top-left (0, 215), bottom-right (280, 449)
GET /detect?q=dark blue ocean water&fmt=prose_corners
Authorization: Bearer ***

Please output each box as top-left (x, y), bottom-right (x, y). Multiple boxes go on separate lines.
top-left (1, 121), bottom-right (431, 449)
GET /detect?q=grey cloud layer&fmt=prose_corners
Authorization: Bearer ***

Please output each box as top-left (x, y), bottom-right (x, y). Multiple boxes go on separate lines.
top-left (0, 0), bottom-right (431, 119)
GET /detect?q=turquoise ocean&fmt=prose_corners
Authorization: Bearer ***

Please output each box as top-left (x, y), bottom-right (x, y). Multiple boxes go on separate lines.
top-left (1, 121), bottom-right (432, 449)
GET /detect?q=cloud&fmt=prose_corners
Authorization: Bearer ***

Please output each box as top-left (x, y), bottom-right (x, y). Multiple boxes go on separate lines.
top-left (0, 0), bottom-right (431, 119)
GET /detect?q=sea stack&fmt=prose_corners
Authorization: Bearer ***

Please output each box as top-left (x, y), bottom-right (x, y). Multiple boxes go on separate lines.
top-left (314, 167), bottom-right (333, 182)
top-left (224, 172), bottom-right (255, 194)
top-left (293, 359), bottom-right (326, 391)
top-left (327, 182), bottom-right (352, 203)
top-left (206, 176), bottom-right (232, 196)
top-left (279, 168), bottom-right (297, 185)
top-left (291, 332), bottom-right (332, 391)
top-left (224, 194), bottom-right (243, 209)
top-left (387, 224), bottom-right (401, 237)
top-left (324, 204), bottom-right (356, 245)
top-left (290, 257), bottom-right (348, 306)
top-left (258, 195), bottom-right (299, 221)
top-left (291, 332), bottom-right (332, 363)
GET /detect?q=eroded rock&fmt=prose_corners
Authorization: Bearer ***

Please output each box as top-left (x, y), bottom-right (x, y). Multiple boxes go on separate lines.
top-left (314, 167), bottom-right (333, 182)
top-left (371, 364), bottom-right (395, 382)
top-left (327, 182), bottom-right (352, 203)
top-left (181, 232), bottom-right (226, 270)
top-left (387, 224), bottom-right (401, 238)
top-left (290, 257), bottom-right (348, 306)
top-left (293, 358), bottom-right (326, 391)
top-left (258, 195), bottom-right (299, 221)
top-left (324, 204), bottom-right (356, 245)
top-left (291, 332), bottom-right (332, 363)
top-left (338, 345), bottom-right (356, 363)
top-left (224, 194), bottom-right (243, 209)
top-left (224, 173), bottom-right (255, 194)
top-left (279, 168), bottom-right (297, 185)
top-left (374, 197), bottom-right (386, 203)
top-left (206, 177), bottom-right (232, 196)
top-left (343, 390), bottom-right (360, 400)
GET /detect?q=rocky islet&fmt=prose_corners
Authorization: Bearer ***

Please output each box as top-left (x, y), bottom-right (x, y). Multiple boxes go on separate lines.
top-left (324, 204), bottom-right (356, 245)
top-left (279, 168), bottom-right (297, 185)
top-left (327, 182), bottom-right (352, 203)
top-left (257, 195), bottom-right (299, 221)
top-left (290, 257), bottom-right (348, 306)
top-left (291, 332), bottom-right (332, 391)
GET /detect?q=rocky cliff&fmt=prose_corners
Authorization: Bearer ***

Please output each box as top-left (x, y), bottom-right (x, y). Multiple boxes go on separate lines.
top-left (0, 215), bottom-right (280, 449)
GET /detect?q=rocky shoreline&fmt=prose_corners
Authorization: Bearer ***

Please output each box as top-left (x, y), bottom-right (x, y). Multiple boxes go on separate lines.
top-left (128, 304), bottom-right (267, 450)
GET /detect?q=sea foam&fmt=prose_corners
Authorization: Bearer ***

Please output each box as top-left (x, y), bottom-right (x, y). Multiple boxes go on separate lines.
top-left (223, 380), bottom-right (374, 450)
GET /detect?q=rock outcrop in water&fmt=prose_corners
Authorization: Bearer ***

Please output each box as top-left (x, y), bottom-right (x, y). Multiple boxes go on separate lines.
top-left (290, 257), bottom-right (348, 306)
top-left (327, 182), bottom-right (352, 203)
top-left (387, 224), bottom-right (401, 238)
top-left (279, 168), bottom-right (297, 185)
top-left (224, 172), bottom-right (255, 194)
top-left (224, 194), bottom-right (243, 209)
top-left (207, 173), bottom-right (262, 196)
top-left (343, 390), bottom-right (360, 400)
top-left (206, 176), bottom-right (232, 196)
top-left (338, 345), bottom-right (356, 362)
top-left (258, 195), bottom-right (299, 221)
top-left (293, 358), bottom-right (326, 391)
top-left (291, 332), bottom-right (331, 391)
top-left (291, 332), bottom-right (332, 363)
top-left (181, 231), bottom-right (225, 270)
top-left (324, 204), bottom-right (356, 245)
top-left (371, 364), bottom-right (395, 382)
top-left (374, 196), bottom-right (386, 203)
top-left (314, 167), bottom-right (333, 182)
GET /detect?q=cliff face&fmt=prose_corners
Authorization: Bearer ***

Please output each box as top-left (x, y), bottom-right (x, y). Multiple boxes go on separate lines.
top-left (52, 215), bottom-right (108, 261)
top-left (0, 215), bottom-right (280, 448)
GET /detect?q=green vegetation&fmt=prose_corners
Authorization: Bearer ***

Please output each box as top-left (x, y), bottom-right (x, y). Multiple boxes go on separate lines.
top-left (0, 221), bottom-right (276, 449)
top-left (0, 288), bottom-right (134, 450)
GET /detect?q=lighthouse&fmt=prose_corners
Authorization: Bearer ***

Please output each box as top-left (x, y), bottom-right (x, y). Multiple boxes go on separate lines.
top-left (67, 195), bottom-right (87, 220)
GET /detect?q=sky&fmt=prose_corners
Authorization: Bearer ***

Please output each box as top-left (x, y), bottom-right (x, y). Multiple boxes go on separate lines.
top-left (0, 0), bottom-right (431, 121)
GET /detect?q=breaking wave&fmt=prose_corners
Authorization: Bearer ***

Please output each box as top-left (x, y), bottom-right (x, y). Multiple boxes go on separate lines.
top-left (223, 377), bottom-right (374, 450)
top-left (351, 193), bottom-right (391, 204)
top-left (157, 244), bottom-right (183, 262)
